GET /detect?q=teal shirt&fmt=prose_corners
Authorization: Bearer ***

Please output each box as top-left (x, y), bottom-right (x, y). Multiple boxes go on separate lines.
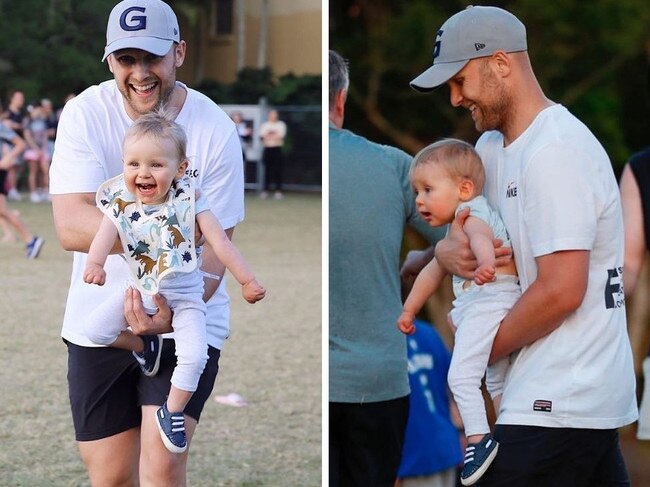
top-left (329, 126), bottom-right (445, 403)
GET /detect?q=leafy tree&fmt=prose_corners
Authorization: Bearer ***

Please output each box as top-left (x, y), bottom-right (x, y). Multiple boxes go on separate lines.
top-left (0, 0), bottom-right (113, 106)
top-left (330, 0), bottom-right (650, 170)
top-left (196, 68), bottom-right (321, 106)
top-left (269, 73), bottom-right (321, 105)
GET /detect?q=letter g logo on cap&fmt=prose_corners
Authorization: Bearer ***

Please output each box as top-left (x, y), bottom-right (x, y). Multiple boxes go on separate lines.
top-left (120, 6), bottom-right (147, 31)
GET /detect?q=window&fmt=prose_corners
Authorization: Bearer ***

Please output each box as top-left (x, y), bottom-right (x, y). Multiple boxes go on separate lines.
top-left (213, 0), bottom-right (234, 37)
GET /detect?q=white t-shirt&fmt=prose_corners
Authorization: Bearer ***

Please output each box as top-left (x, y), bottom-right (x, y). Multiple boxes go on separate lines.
top-left (259, 120), bottom-right (286, 148)
top-left (50, 80), bottom-right (244, 350)
top-left (477, 104), bottom-right (637, 429)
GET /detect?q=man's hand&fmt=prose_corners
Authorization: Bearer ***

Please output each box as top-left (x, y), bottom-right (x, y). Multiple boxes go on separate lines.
top-left (124, 288), bottom-right (173, 335)
top-left (400, 248), bottom-right (435, 294)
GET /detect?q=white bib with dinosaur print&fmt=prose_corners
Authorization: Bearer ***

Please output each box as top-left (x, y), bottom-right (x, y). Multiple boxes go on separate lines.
top-left (96, 173), bottom-right (198, 295)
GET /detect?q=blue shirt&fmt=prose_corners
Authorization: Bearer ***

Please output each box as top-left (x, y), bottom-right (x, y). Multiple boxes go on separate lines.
top-left (399, 321), bottom-right (463, 477)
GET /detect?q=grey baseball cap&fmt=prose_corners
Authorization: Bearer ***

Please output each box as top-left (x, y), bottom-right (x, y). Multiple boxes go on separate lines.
top-left (410, 6), bottom-right (527, 92)
top-left (102, 0), bottom-right (180, 61)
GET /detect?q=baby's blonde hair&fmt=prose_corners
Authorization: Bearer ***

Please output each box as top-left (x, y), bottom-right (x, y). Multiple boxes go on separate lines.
top-left (411, 138), bottom-right (485, 195)
top-left (123, 106), bottom-right (187, 165)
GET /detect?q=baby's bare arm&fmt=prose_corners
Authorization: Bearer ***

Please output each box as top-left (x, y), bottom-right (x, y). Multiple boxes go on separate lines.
top-left (463, 216), bottom-right (496, 284)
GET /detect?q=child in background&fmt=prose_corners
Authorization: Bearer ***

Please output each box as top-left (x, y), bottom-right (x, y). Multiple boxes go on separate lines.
top-left (83, 109), bottom-right (266, 454)
top-left (23, 102), bottom-right (51, 203)
top-left (397, 139), bottom-right (520, 486)
top-left (397, 319), bottom-right (463, 487)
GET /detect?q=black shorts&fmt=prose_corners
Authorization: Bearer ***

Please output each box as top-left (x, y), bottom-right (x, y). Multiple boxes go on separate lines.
top-left (477, 425), bottom-right (630, 487)
top-left (66, 338), bottom-right (220, 442)
top-left (329, 396), bottom-right (410, 487)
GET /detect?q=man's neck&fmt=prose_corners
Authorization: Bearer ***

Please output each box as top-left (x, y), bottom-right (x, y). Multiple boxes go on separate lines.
top-left (168, 82), bottom-right (187, 117)
top-left (502, 95), bottom-right (555, 147)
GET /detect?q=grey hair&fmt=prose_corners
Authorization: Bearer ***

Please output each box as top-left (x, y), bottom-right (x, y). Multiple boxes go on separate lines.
top-left (123, 106), bottom-right (187, 164)
top-left (329, 50), bottom-right (349, 111)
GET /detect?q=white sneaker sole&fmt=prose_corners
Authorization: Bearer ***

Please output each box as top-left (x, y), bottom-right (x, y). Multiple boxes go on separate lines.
top-left (145, 335), bottom-right (163, 377)
top-left (155, 409), bottom-right (188, 454)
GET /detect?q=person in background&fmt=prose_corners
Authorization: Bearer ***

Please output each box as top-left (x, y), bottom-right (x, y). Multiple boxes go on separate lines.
top-left (397, 319), bottom-right (464, 487)
top-left (259, 109), bottom-right (286, 199)
top-left (0, 122), bottom-right (44, 257)
top-left (329, 49), bottom-right (446, 487)
top-left (41, 98), bottom-right (58, 167)
top-left (23, 101), bottom-right (51, 202)
top-left (3, 90), bottom-right (26, 201)
top-left (230, 111), bottom-right (252, 160)
top-left (620, 145), bottom-right (650, 443)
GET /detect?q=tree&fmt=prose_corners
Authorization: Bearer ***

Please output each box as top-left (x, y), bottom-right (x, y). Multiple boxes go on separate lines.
top-left (0, 0), bottom-right (112, 105)
top-left (330, 0), bottom-right (650, 169)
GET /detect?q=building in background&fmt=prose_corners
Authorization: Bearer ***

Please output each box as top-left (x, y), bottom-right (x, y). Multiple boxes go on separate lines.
top-left (178, 0), bottom-right (321, 85)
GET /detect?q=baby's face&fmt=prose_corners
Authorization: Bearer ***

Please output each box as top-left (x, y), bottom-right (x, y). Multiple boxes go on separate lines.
top-left (411, 164), bottom-right (462, 227)
top-left (122, 134), bottom-right (185, 206)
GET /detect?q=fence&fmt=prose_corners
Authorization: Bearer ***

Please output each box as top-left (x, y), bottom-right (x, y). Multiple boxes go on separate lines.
top-left (222, 103), bottom-right (322, 192)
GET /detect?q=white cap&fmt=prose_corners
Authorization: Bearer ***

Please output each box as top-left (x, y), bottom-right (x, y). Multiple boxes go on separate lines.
top-left (102, 0), bottom-right (180, 61)
top-left (410, 6), bottom-right (527, 92)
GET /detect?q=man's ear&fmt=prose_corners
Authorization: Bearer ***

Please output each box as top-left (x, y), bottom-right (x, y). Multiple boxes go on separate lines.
top-left (491, 51), bottom-right (512, 77)
top-left (106, 56), bottom-right (114, 74)
top-left (174, 41), bottom-right (187, 68)
top-left (459, 179), bottom-right (475, 201)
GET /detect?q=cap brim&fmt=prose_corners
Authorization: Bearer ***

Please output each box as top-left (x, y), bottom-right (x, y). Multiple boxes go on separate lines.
top-left (410, 59), bottom-right (470, 92)
top-left (102, 37), bottom-right (174, 61)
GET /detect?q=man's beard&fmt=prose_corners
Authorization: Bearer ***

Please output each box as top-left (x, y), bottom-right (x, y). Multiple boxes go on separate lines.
top-left (122, 82), bottom-right (175, 117)
top-left (476, 64), bottom-right (511, 132)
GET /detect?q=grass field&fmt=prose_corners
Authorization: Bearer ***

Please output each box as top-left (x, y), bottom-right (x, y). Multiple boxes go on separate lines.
top-left (0, 192), bottom-right (322, 486)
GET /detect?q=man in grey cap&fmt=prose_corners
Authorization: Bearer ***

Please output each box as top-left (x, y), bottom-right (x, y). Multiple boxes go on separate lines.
top-left (50, 0), bottom-right (244, 484)
top-left (408, 5), bottom-right (637, 486)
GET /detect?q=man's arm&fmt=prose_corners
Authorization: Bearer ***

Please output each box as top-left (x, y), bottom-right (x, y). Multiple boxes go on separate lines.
top-left (489, 249), bottom-right (589, 362)
top-left (400, 246), bottom-right (436, 293)
top-left (51, 193), bottom-right (123, 254)
top-left (53, 192), bottom-right (174, 334)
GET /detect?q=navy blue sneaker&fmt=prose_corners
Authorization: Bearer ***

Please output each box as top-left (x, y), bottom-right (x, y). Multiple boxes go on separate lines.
top-left (461, 434), bottom-right (499, 486)
top-left (156, 402), bottom-right (187, 453)
top-left (133, 335), bottom-right (162, 377)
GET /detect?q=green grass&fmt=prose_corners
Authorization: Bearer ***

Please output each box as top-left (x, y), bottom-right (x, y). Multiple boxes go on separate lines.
top-left (0, 192), bottom-right (322, 486)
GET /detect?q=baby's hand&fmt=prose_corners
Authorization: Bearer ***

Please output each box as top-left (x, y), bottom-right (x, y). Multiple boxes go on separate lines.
top-left (242, 279), bottom-right (266, 303)
top-left (474, 264), bottom-right (496, 285)
top-left (84, 264), bottom-right (106, 286)
top-left (397, 311), bottom-right (417, 335)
